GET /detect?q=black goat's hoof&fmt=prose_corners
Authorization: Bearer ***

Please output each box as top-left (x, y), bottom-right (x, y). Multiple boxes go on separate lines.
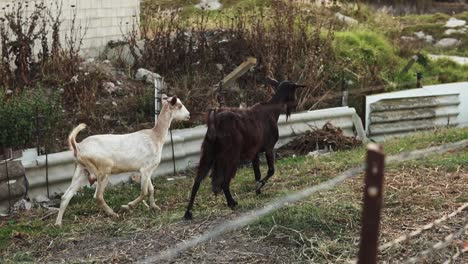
top-left (228, 201), bottom-right (238, 209)
top-left (184, 211), bottom-right (193, 220)
top-left (255, 181), bottom-right (265, 194)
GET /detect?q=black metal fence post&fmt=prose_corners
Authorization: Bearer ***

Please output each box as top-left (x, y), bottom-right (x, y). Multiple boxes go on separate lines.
top-left (358, 143), bottom-right (385, 264)
top-left (33, 107), bottom-right (49, 198)
top-left (416, 72), bottom-right (423, 88)
top-left (2, 149), bottom-right (13, 213)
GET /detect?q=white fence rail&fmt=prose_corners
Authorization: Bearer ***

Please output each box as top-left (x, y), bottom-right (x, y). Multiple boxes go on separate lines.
top-left (22, 107), bottom-right (362, 199)
top-left (366, 82), bottom-right (468, 141)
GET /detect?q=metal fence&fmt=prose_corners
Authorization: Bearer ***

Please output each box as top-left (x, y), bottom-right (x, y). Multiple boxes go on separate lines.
top-left (137, 140), bottom-right (468, 263)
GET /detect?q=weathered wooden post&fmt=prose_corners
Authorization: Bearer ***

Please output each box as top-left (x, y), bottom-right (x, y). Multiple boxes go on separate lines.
top-left (214, 57), bottom-right (257, 107)
top-left (358, 143), bottom-right (385, 264)
top-left (341, 73), bottom-right (349, 107)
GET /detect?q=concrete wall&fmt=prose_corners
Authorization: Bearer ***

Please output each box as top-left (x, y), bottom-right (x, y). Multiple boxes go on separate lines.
top-left (0, 0), bottom-right (140, 57)
top-left (366, 82), bottom-right (468, 141)
top-left (20, 107), bottom-right (363, 199)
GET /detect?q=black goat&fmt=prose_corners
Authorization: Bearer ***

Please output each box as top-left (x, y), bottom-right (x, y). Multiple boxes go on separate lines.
top-left (184, 79), bottom-right (304, 220)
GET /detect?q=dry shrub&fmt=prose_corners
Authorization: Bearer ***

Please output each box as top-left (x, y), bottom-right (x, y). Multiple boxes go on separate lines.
top-left (135, 0), bottom-right (342, 114)
top-left (0, 1), bottom-right (103, 116)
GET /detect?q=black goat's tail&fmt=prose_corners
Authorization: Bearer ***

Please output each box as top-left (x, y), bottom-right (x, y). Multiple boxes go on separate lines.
top-left (206, 109), bottom-right (217, 141)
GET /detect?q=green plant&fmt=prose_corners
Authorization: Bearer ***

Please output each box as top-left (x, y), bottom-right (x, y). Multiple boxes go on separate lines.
top-left (0, 89), bottom-right (62, 150)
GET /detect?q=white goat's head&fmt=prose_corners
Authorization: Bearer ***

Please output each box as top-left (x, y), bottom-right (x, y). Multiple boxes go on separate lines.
top-left (163, 95), bottom-right (190, 121)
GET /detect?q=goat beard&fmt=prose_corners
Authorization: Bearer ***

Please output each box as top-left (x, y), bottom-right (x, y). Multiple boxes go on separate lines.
top-left (286, 103), bottom-right (296, 121)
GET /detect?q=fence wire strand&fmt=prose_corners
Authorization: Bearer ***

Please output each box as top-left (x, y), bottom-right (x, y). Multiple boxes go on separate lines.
top-left (442, 246), bottom-right (468, 264)
top-left (139, 139), bottom-right (468, 263)
top-left (405, 221), bottom-right (468, 264)
top-left (379, 203), bottom-right (468, 251)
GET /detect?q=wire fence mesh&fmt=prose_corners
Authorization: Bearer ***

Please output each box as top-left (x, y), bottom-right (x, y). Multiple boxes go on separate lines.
top-left (139, 139), bottom-right (468, 263)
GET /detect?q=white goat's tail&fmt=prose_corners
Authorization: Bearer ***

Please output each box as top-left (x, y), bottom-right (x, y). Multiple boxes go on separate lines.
top-left (69, 123), bottom-right (86, 157)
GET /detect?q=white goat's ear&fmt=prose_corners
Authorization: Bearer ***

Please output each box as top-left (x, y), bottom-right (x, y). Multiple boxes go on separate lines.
top-left (162, 94), bottom-right (168, 100)
top-left (170, 96), bottom-right (177, 106)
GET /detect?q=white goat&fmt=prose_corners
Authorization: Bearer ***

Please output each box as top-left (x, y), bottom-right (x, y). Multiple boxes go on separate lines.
top-left (55, 96), bottom-right (190, 226)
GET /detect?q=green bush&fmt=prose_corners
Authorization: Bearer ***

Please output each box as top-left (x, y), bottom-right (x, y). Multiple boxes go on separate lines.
top-left (0, 89), bottom-right (62, 149)
top-left (334, 30), bottom-right (401, 85)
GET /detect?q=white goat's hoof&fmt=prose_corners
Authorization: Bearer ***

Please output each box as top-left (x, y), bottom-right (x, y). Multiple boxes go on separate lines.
top-left (54, 222), bottom-right (62, 227)
top-left (120, 205), bottom-right (131, 212)
top-left (110, 212), bottom-right (120, 219)
top-left (151, 204), bottom-right (161, 211)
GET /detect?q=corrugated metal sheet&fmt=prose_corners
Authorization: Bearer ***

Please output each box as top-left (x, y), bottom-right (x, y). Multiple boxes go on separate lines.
top-left (368, 94), bottom-right (460, 141)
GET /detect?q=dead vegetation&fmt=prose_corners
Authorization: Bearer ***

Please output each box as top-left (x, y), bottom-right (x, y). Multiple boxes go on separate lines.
top-left (278, 122), bottom-right (362, 156)
top-left (134, 1), bottom-right (342, 115)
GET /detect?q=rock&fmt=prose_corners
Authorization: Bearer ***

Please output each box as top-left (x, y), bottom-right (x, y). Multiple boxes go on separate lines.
top-left (5, 89), bottom-right (13, 95)
top-left (34, 194), bottom-right (50, 203)
top-left (424, 35), bottom-right (434, 43)
top-left (112, 101), bottom-right (117, 107)
top-left (435, 38), bottom-right (461, 48)
top-left (445, 17), bottom-right (466, 28)
top-left (444, 28), bottom-right (467, 35)
top-left (103, 82), bottom-right (117, 94)
top-left (135, 68), bottom-right (162, 84)
top-left (335, 12), bottom-right (358, 26)
top-left (307, 149), bottom-right (330, 158)
top-left (414, 31), bottom-right (426, 39)
top-left (195, 0), bottom-right (222, 10)
top-left (104, 40), bottom-right (144, 66)
top-left (103, 114), bottom-right (111, 120)
top-left (84, 58), bottom-right (95, 64)
top-left (412, 31), bottom-right (433, 43)
top-left (13, 199), bottom-right (32, 211)
top-left (401, 36), bottom-right (416, 42)
top-left (71, 75), bottom-right (79, 83)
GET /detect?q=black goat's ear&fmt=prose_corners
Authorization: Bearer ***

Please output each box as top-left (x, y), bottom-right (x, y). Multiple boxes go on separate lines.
top-left (169, 96), bottom-right (177, 106)
top-left (266, 77), bottom-right (279, 90)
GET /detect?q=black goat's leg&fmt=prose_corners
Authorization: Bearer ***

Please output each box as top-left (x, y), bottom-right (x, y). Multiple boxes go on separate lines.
top-left (256, 150), bottom-right (275, 192)
top-left (252, 154), bottom-right (263, 195)
top-left (222, 164), bottom-right (238, 209)
top-left (222, 181), bottom-right (237, 209)
top-left (184, 174), bottom-right (203, 220)
top-left (184, 143), bottom-right (214, 220)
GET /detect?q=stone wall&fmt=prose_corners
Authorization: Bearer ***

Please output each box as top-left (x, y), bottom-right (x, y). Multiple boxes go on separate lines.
top-left (0, 0), bottom-right (140, 57)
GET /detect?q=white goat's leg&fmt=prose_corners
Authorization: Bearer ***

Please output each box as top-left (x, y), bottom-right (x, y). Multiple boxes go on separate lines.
top-left (122, 171), bottom-right (150, 210)
top-left (148, 177), bottom-right (160, 211)
top-left (93, 174), bottom-right (108, 199)
top-left (55, 165), bottom-right (88, 226)
top-left (95, 174), bottom-right (118, 218)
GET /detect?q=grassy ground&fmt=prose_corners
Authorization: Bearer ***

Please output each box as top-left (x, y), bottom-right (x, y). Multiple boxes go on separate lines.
top-left (0, 127), bottom-right (467, 263)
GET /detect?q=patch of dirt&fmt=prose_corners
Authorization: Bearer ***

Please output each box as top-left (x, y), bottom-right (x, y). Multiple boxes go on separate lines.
top-left (39, 215), bottom-right (293, 263)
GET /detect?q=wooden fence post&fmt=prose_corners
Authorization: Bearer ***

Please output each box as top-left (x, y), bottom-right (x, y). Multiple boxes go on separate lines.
top-left (358, 143), bottom-right (385, 264)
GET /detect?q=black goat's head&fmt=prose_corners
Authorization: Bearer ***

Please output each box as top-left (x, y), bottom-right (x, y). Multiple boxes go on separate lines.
top-left (267, 77), bottom-right (306, 118)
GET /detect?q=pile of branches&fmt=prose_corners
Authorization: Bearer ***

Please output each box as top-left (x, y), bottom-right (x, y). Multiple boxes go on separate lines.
top-left (279, 122), bottom-right (361, 155)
